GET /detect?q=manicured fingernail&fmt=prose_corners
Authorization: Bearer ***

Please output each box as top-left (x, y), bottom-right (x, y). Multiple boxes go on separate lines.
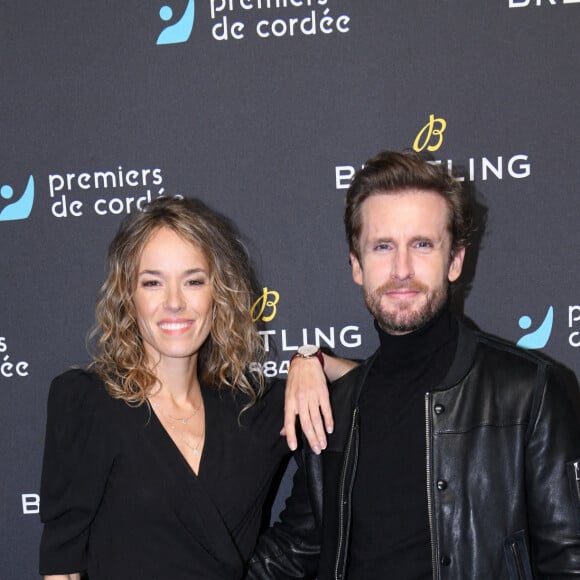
top-left (320, 440), bottom-right (327, 449)
top-left (290, 441), bottom-right (297, 451)
top-left (313, 445), bottom-right (321, 455)
top-left (327, 425), bottom-right (334, 434)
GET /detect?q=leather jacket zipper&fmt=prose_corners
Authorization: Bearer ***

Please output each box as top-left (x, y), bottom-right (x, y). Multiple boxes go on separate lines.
top-left (510, 541), bottom-right (526, 580)
top-left (574, 461), bottom-right (580, 498)
top-left (335, 407), bottom-right (359, 580)
top-left (425, 393), bottom-right (437, 580)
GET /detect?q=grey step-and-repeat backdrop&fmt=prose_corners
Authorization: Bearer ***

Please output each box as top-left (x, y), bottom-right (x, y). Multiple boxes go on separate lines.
top-left (1, 1), bottom-right (579, 577)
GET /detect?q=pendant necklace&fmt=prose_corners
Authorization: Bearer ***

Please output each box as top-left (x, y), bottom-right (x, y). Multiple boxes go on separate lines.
top-left (150, 398), bottom-right (205, 454)
top-left (180, 428), bottom-right (205, 455)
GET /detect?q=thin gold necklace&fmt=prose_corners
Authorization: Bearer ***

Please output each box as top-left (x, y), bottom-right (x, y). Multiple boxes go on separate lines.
top-left (160, 397), bottom-right (202, 426)
top-left (179, 428), bottom-right (205, 455)
top-left (151, 401), bottom-right (205, 455)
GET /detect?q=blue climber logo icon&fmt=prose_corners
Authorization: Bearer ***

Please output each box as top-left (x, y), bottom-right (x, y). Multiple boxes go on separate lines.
top-left (0, 175), bottom-right (34, 222)
top-left (157, 1), bottom-right (195, 45)
top-left (516, 305), bottom-right (554, 350)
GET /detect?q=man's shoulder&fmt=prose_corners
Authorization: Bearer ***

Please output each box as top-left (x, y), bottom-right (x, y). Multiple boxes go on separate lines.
top-left (473, 327), bottom-right (552, 370)
top-left (466, 326), bottom-right (576, 396)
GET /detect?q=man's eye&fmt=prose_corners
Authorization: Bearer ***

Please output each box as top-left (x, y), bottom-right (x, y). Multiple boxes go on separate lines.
top-left (415, 241), bottom-right (433, 249)
top-left (374, 243), bottom-right (391, 251)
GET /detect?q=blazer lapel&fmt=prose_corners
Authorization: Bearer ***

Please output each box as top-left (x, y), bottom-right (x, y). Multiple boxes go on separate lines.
top-left (137, 402), bottom-right (245, 577)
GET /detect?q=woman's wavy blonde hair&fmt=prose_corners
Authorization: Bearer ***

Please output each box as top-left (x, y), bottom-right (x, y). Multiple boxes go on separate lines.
top-left (89, 196), bottom-right (265, 407)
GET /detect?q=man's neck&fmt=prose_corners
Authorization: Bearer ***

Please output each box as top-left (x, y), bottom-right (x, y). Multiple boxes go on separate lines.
top-left (375, 305), bottom-right (457, 366)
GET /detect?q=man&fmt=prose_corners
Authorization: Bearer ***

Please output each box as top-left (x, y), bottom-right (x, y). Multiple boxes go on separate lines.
top-left (248, 151), bottom-right (580, 579)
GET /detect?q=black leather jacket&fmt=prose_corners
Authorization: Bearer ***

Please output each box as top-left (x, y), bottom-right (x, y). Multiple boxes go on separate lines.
top-left (248, 322), bottom-right (580, 579)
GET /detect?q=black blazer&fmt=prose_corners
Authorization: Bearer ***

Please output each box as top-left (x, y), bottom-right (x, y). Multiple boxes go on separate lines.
top-left (40, 369), bottom-right (289, 580)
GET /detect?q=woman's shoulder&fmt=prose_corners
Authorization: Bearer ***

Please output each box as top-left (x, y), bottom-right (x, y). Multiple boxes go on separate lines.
top-left (204, 377), bottom-right (284, 419)
top-left (51, 367), bottom-right (106, 392)
top-left (259, 377), bottom-right (285, 405)
top-left (48, 367), bottom-right (113, 413)
top-left (237, 377), bottom-right (285, 426)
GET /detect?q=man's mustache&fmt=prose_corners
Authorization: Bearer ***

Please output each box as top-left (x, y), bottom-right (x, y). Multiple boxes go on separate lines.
top-left (375, 281), bottom-right (429, 294)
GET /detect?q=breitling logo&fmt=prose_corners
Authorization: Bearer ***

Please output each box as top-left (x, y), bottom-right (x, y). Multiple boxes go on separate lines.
top-left (251, 287), bottom-right (280, 323)
top-left (413, 114), bottom-right (447, 153)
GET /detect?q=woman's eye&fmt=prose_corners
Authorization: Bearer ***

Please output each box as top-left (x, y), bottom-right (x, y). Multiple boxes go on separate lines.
top-left (141, 279), bottom-right (160, 287)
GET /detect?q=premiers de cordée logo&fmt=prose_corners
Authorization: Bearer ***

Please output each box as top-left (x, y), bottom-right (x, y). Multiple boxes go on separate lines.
top-left (1, 165), bottom-right (181, 222)
top-left (0, 335), bottom-right (29, 380)
top-left (157, 0), bottom-right (351, 45)
top-left (48, 166), bottom-right (167, 219)
top-left (516, 305), bottom-right (580, 350)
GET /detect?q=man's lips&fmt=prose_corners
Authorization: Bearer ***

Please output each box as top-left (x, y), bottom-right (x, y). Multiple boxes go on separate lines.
top-left (379, 282), bottom-right (428, 299)
top-left (385, 288), bottom-right (420, 300)
top-left (386, 288), bottom-right (420, 295)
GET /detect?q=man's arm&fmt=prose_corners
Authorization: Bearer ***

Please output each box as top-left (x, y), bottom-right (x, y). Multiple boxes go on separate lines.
top-left (527, 363), bottom-right (580, 575)
top-left (247, 448), bottom-right (321, 580)
top-left (283, 353), bottom-right (357, 453)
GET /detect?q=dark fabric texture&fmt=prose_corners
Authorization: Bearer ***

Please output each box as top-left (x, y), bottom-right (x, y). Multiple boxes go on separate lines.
top-left (347, 308), bottom-right (457, 579)
top-left (39, 369), bottom-right (288, 580)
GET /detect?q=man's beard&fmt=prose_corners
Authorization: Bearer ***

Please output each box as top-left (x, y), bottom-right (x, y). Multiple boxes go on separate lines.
top-left (363, 280), bottom-right (449, 335)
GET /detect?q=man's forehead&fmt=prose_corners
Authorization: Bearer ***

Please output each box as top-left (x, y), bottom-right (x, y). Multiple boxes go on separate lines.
top-left (364, 188), bottom-right (447, 206)
top-left (361, 190), bottom-right (451, 232)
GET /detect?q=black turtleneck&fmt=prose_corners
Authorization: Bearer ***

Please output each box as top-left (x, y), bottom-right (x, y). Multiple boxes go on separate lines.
top-left (347, 306), bottom-right (458, 580)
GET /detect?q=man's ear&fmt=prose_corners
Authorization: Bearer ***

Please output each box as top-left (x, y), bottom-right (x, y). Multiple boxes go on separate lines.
top-left (351, 252), bottom-right (363, 286)
top-left (448, 247), bottom-right (465, 282)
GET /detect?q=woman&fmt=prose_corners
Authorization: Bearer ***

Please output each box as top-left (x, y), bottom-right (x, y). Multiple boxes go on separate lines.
top-left (39, 196), bottom-right (350, 580)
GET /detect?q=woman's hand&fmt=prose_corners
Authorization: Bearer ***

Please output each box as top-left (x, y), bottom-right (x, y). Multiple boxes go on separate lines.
top-left (283, 354), bottom-right (357, 453)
